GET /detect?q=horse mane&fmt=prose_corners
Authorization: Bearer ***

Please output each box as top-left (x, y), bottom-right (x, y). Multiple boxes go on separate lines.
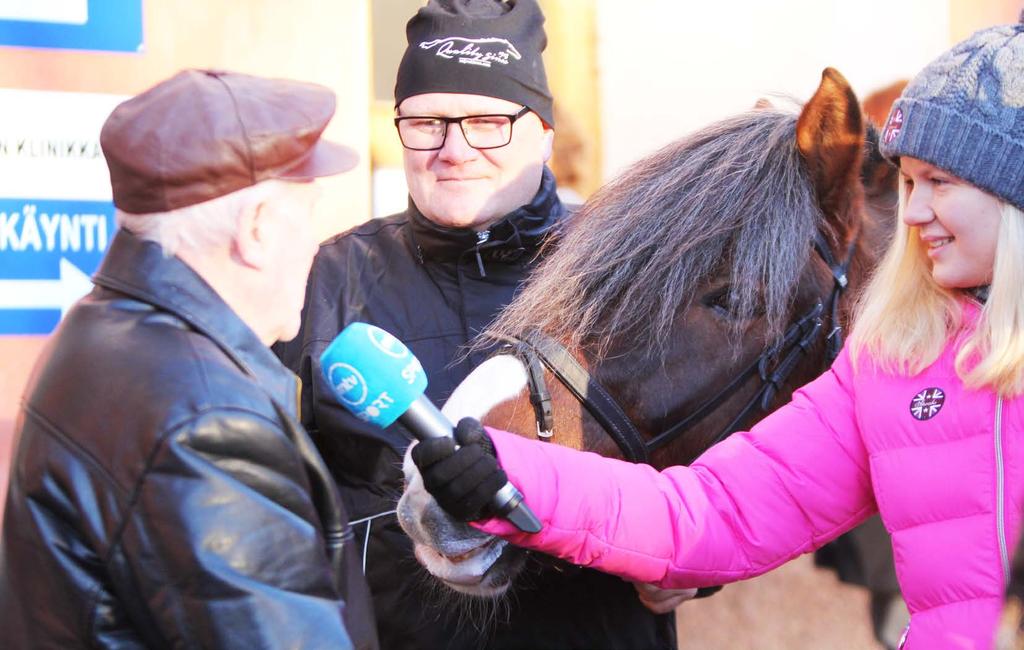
top-left (485, 108), bottom-right (829, 359)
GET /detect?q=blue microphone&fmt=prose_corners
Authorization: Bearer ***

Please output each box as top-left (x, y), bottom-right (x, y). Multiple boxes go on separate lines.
top-left (320, 322), bottom-right (542, 534)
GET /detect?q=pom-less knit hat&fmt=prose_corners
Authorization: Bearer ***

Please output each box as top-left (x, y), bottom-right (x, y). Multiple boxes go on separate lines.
top-left (880, 18), bottom-right (1024, 211)
top-left (394, 0), bottom-right (554, 127)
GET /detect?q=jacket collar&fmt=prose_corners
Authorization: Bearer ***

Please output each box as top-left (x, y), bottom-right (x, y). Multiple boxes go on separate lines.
top-left (407, 166), bottom-right (566, 265)
top-left (92, 229), bottom-right (300, 420)
top-left (969, 285), bottom-right (990, 304)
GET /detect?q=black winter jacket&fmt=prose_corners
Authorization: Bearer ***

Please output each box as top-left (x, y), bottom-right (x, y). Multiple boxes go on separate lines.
top-left (0, 230), bottom-right (377, 649)
top-left (277, 169), bottom-right (677, 649)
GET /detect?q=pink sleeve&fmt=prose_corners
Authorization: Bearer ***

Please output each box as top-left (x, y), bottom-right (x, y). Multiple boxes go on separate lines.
top-left (473, 348), bottom-right (875, 589)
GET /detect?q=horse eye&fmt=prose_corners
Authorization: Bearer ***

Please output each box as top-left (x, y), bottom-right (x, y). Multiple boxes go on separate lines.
top-left (701, 287), bottom-right (734, 316)
top-left (701, 287), bottom-right (766, 321)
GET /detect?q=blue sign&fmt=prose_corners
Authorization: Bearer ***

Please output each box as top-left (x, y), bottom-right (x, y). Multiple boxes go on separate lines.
top-left (0, 1), bottom-right (143, 53)
top-left (0, 198), bottom-right (115, 334)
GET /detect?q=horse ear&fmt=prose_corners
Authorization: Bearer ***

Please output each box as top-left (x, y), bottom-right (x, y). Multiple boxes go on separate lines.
top-left (796, 67), bottom-right (865, 230)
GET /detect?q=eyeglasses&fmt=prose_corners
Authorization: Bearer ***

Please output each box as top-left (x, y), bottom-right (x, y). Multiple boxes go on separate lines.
top-left (394, 106), bottom-right (531, 151)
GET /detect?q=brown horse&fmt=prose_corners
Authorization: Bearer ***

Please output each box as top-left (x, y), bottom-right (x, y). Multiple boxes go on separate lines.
top-left (397, 68), bottom-right (892, 602)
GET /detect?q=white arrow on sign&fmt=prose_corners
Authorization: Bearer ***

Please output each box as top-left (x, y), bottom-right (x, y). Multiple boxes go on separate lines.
top-left (0, 258), bottom-right (94, 318)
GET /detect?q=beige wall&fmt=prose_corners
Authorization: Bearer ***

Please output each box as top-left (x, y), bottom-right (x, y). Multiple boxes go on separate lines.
top-left (541, 0), bottom-right (602, 197)
top-left (952, 0), bottom-right (1024, 42)
top-left (0, 0), bottom-right (371, 508)
top-left (596, 0), bottom-right (1024, 180)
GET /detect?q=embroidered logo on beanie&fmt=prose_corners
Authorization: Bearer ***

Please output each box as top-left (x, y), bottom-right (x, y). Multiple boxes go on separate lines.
top-left (910, 387), bottom-right (945, 421)
top-left (419, 37), bottom-right (522, 68)
top-left (883, 108), bottom-right (903, 145)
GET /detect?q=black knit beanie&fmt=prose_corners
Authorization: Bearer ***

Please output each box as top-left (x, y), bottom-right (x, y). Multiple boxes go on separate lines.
top-left (394, 0), bottom-right (554, 127)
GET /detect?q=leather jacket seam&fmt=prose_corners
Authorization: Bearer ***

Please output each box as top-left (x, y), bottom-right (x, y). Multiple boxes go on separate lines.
top-left (105, 406), bottom-right (303, 648)
top-left (120, 406), bottom-right (322, 520)
top-left (20, 404), bottom-right (127, 496)
top-left (103, 405), bottom-right (292, 557)
top-left (81, 578), bottom-right (118, 647)
top-left (104, 417), bottom-right (197, 647)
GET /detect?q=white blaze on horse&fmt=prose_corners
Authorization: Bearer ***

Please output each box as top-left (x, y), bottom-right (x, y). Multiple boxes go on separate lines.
top-left (399, 68), bottom-right (895, 601)
top-left (399, 355), bottom-right (530, 595)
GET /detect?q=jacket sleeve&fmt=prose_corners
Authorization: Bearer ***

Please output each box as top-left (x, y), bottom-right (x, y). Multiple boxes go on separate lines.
top-left (475, 347), bottom-right (876, 590)
top-left (114, 409), bottom-right (354, 650)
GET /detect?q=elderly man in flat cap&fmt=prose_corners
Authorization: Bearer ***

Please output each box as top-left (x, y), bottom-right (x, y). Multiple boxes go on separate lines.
top-left (0, 70), bottom-right (377, 650)
top-left (276, 1), bottom-right (679, 648)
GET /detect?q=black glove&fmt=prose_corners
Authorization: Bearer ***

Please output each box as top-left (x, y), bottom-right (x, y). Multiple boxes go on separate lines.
top-left (411, 417), bottom-right (508, 522)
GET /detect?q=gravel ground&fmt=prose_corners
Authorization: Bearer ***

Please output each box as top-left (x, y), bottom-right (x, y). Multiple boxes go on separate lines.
top-left (676, 554), bottom-right (884, 649)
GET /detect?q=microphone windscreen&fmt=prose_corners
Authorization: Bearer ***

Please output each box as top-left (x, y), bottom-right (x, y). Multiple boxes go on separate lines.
top-left (319, 322), bottom-right (428, 428)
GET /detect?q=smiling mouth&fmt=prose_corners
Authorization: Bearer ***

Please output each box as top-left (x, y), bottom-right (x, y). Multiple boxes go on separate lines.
top-left (437, 176), bottom-right (486, 183)
top-left (925, 237), bottom-right (953, 251)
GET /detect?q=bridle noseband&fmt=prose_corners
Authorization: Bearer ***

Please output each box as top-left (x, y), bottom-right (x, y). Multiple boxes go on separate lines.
top-left (494, 230), bottom-right (857, 465)
top-left (497, 330), bottom-right (653, 462)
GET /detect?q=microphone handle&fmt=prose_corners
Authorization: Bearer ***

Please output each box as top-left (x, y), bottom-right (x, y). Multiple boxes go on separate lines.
top-left (402, 396), bottom-right (457, 440)
top-left (403, 397), bottom-right (542, 534)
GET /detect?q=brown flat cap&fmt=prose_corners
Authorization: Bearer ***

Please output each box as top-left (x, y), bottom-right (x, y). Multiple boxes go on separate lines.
top-left (101, 69), bottom-right (359, 214)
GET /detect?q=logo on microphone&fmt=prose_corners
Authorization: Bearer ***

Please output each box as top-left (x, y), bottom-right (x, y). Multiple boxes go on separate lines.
top-left (367, 325), bottom-right (410, 359)
top-left (326, 362), bottom-right (368, 407)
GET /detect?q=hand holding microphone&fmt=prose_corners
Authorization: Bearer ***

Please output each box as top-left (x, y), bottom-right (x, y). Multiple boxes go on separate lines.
top-left (411, 417), bottom-right (509, 522)
top-left (319, 322), bottom-right (542, 533)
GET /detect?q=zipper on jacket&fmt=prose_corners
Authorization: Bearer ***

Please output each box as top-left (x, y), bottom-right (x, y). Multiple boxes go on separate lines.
top-left (996, 396), bottom-right (1009, 585)
top-left (474, 230), bottom-right (490, 278)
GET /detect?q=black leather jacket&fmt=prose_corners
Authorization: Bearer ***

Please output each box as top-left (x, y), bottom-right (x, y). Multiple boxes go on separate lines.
top-left (0, 230), bottom-right (377, 649)
top-left (277, 169), bottom-right (677, 649)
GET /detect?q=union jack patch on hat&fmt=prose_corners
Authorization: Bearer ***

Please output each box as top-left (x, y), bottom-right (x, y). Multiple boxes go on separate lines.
top-left (883, 108), bottom-right (903, 145)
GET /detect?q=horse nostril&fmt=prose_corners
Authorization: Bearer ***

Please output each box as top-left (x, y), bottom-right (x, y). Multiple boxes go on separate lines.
top-left (399, 482), bottom-right (492, 557)
top-left (396, 493), bottom-right (424, 538)
top-left (422, 499), bottom-right (465, 538)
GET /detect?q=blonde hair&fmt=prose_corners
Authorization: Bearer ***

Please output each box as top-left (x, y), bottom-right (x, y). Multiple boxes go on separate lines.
top-left (851, 181), bottom-right (1024, 396)
top-left (115, 180), bottom-right (294, 257)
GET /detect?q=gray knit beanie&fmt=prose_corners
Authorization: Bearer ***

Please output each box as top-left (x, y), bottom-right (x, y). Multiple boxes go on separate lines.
top-left (880, 18), bottom-right (1024, 211)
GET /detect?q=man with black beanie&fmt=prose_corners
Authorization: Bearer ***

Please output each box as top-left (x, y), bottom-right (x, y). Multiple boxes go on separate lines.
top-left (276, 1), bottom-right (678, 648)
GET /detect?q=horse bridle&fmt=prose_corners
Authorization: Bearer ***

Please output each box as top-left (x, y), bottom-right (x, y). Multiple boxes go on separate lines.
top-left (493, 230), bottom-right (857, 464)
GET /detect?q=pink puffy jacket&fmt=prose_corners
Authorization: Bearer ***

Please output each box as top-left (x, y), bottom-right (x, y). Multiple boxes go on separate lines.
top-left (477, 311), bottom-right (1024, 649)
